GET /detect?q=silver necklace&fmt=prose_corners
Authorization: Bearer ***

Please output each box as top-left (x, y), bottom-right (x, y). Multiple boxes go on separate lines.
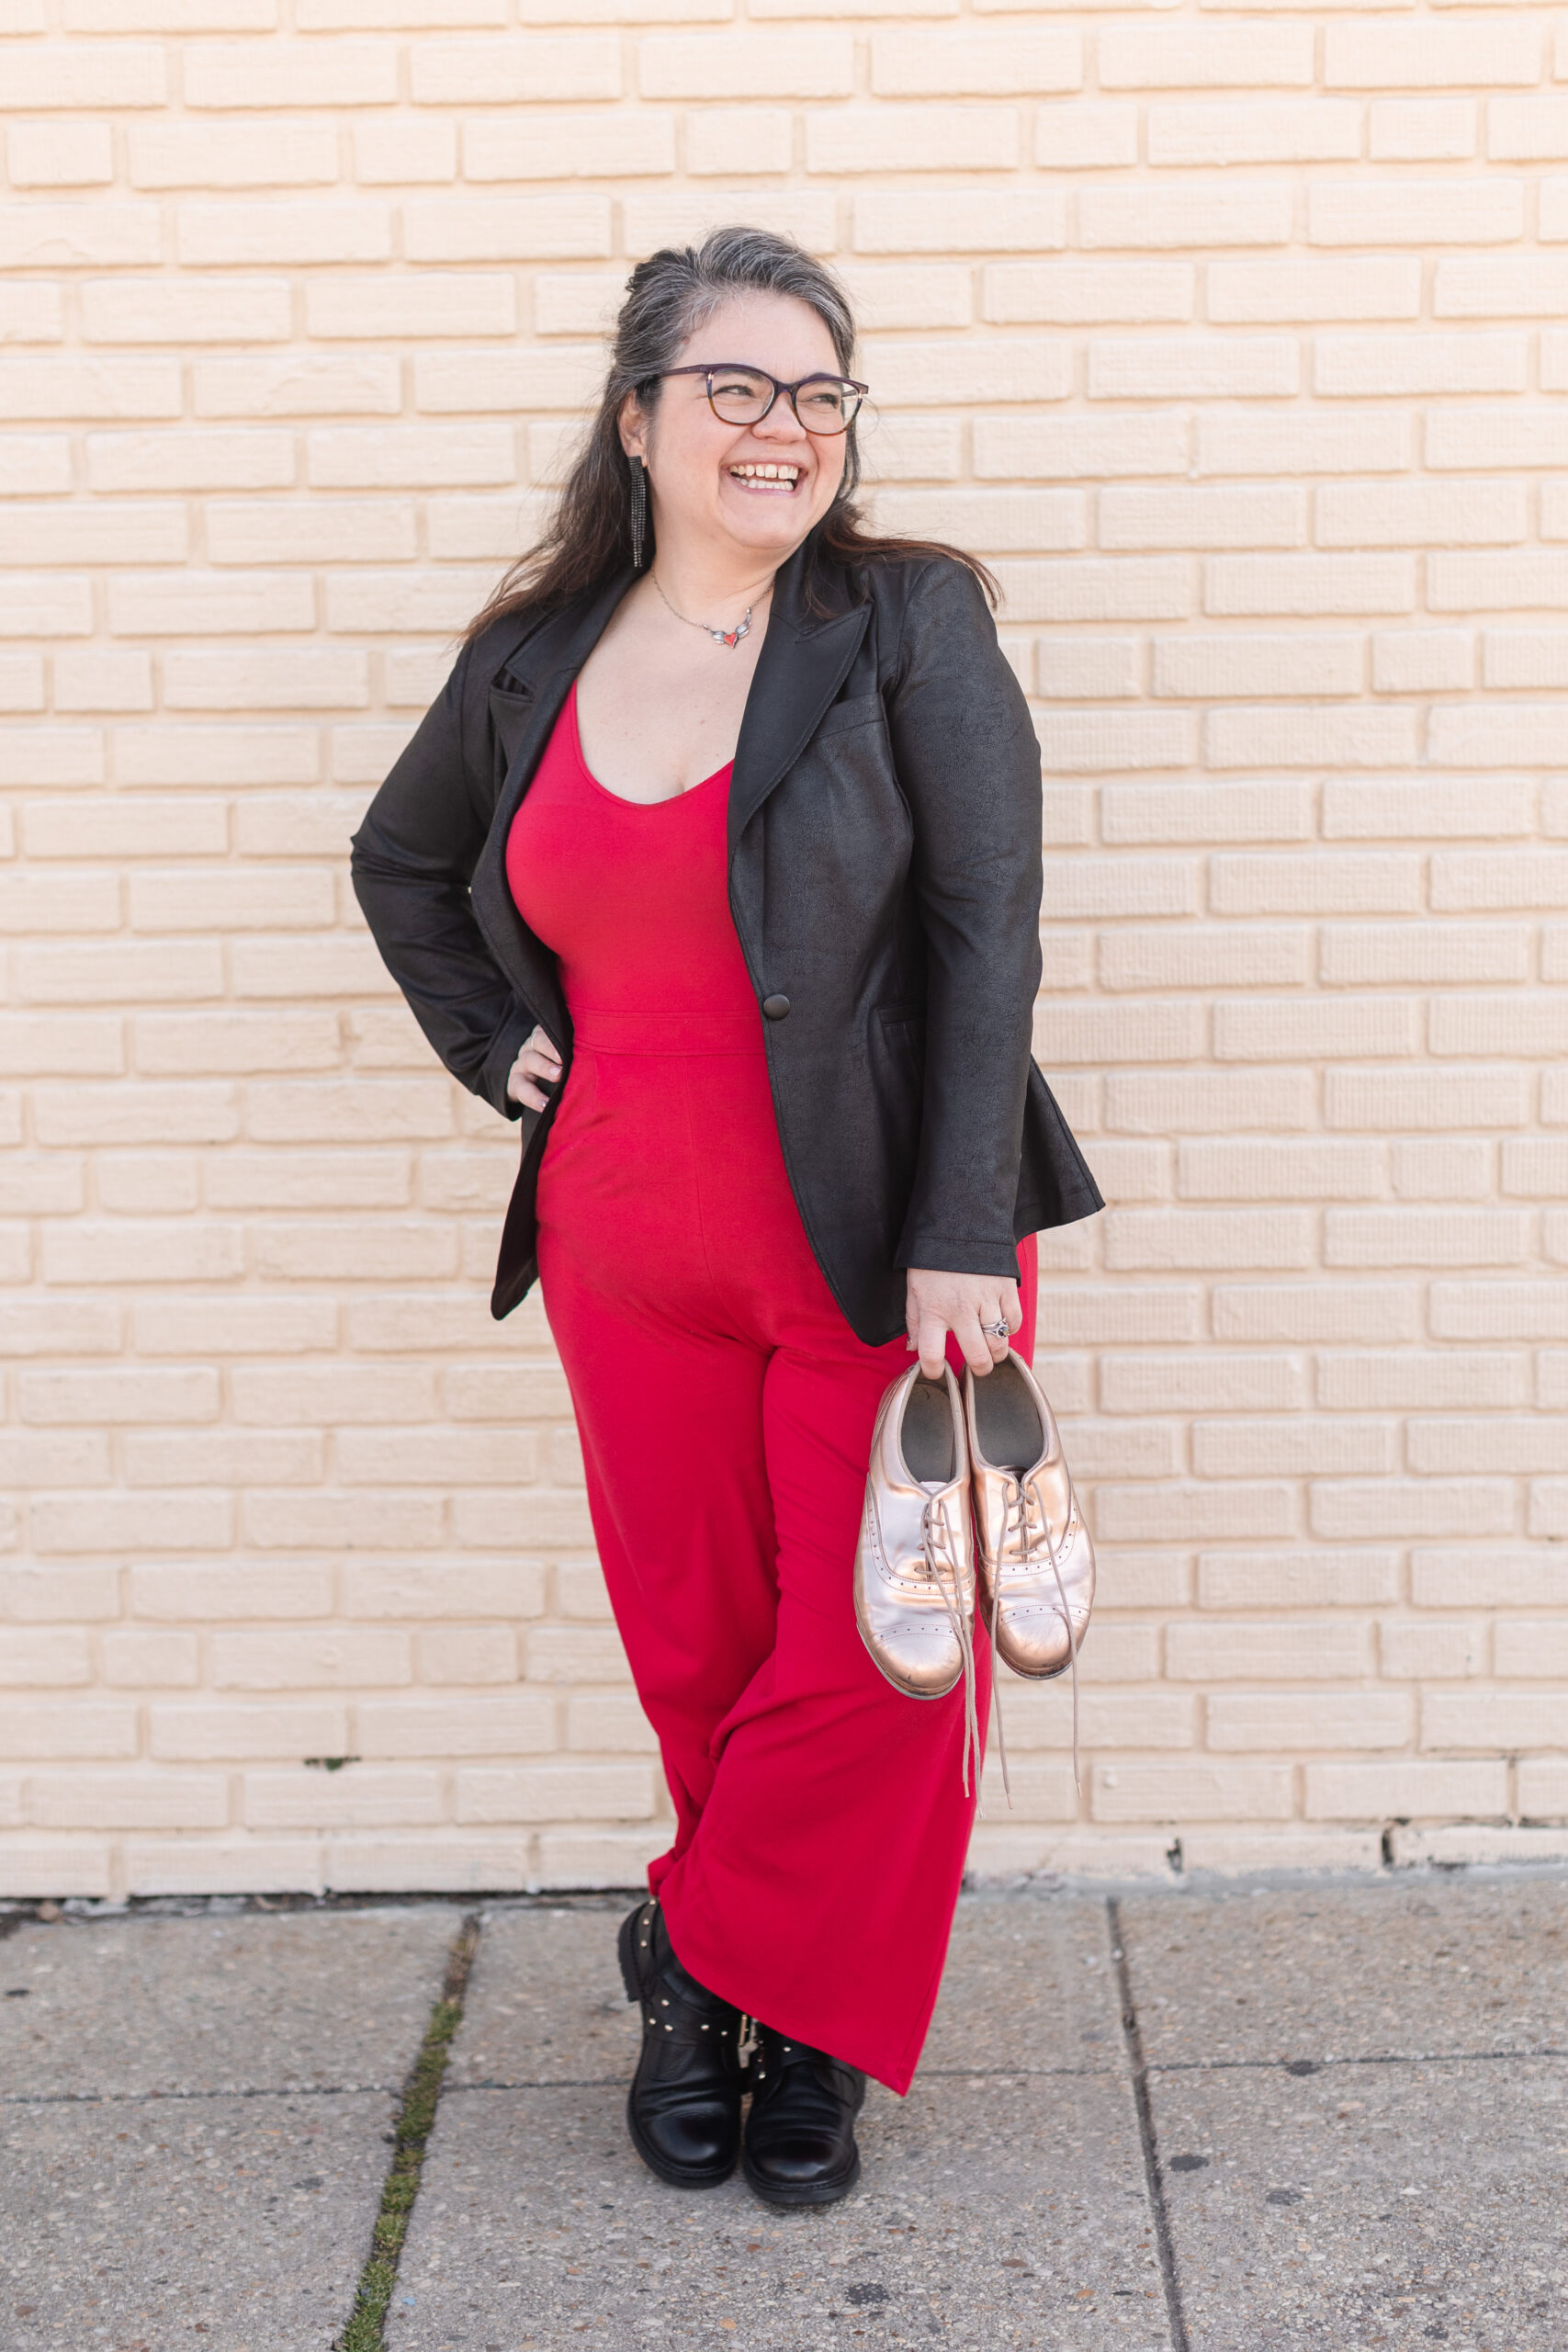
top-left (652, 570), bottom-right (753, 650)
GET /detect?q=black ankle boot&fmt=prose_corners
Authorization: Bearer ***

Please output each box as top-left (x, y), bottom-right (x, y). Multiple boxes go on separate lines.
top-left (617, 1898), bottom-right (742, 2188)
top-left (741, 2025), bottom-right (866, 2208)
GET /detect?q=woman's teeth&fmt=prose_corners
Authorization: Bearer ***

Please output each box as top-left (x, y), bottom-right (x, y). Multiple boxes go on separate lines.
top-left (729, 463), bottom-right (799, 492)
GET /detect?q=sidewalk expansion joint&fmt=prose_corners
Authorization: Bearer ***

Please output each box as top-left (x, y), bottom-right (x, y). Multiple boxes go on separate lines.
top-left (1148, 2045), bottom-right (1567, 2075)
top-left (444, 2073), bottom-right (620, 2091)
top-left (1, 2081), bottom-right (402, 2107)
top-left (333, 1908), bottom-right (481, 2352)
top-left (441, 2059), bottom-right (1121, 2096)
top-left (911, 2061), bottom-right (1120, 2080)
top-left (1108, 1897), bottom-right (1190, 2352)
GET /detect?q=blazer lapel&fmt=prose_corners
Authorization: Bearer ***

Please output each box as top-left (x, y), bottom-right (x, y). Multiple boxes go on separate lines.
top-left (467, 542), bottom-right (870, 1027)
top-left (727, 541), bottom-right (871, 856)
top-left (468, 567), bottom-right (636, 1041)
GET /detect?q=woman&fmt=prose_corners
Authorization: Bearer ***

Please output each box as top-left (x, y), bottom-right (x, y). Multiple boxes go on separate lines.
top-left (351, 227), bottom-right (1101, 2207)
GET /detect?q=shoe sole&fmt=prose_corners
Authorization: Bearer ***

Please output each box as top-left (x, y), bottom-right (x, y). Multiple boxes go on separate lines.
top-left (741, 2146), bottom-right (862, 2209)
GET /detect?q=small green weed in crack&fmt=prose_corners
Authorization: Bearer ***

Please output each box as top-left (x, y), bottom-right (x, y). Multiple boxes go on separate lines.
top-left (336, 1911), bottom-right (480, 2351)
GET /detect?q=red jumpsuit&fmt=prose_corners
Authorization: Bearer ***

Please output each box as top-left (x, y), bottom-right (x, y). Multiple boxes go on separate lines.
top-left (507, 684), bottom-right (1038, 2096)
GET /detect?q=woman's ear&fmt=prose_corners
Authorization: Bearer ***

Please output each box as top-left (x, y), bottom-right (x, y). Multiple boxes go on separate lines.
top-left (617, 389), bottom-right (648, 463)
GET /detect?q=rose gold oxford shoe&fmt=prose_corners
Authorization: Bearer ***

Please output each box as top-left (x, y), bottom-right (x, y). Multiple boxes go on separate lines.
top-left (854, 1364), bottom-right (977, 1718)
top-left (964, 1350), bottom-right (1094, 1686)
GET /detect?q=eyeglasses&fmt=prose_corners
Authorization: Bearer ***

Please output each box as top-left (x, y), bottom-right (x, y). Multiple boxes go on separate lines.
top-left (654, 363), bottom-right (868, 435)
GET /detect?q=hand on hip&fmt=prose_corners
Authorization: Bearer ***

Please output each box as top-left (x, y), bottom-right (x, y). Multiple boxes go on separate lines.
top-left (507, 1023), bottom-right (564, 1113)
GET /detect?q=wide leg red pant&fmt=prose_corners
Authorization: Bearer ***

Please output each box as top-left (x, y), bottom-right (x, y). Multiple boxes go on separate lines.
top-left (536, 1006), bottom-right (1036, 2095)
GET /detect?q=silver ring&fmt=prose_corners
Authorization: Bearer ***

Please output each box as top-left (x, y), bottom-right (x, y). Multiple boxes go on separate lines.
top-left (983, 1320), bottom-right (1010, 1340)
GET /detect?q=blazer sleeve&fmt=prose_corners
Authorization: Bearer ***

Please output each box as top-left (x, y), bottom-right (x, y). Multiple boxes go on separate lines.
top-left (349, 640), bottom-right (538, 1121)
top-left (885, 557), bottom-right (1043, 1279)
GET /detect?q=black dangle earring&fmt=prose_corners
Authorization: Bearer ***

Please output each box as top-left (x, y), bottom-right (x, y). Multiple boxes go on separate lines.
top-left (629, 455), bottom-right (648, 571)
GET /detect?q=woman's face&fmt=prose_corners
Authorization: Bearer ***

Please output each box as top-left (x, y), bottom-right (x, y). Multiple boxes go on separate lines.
top-left (622, 289), bottom-right (852, 568)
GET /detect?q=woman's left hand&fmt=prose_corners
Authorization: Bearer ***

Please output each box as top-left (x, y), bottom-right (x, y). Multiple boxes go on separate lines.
top-left (905, 1269), bottom-right (1022, 1383)
top-left (506, 1023), bottom-right (563, 1114)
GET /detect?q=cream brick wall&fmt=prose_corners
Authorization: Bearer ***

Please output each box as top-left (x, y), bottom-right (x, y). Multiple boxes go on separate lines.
top-left (3, 0), bottom-right (1566, 1901)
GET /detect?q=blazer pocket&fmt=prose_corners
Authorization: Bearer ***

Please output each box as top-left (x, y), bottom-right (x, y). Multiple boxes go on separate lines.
top-left (488, 680), bottom-right (537, 772)
top-left (813, 690), bottom-right (886, 744)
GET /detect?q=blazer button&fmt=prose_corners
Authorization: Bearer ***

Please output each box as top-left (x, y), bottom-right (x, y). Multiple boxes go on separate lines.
top-left (761, 993), bottom-right (791, 1021)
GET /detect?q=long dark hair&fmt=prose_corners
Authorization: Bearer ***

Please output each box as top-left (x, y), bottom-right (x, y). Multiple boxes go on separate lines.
top-left (463, 224), bottom-right (996, 644)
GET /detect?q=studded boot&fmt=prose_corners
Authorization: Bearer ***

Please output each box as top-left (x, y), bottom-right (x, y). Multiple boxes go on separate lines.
top-left (741, 2024), bottom-right (866, 2208)
top-left (617, 1898), bottom-right (743, 2188)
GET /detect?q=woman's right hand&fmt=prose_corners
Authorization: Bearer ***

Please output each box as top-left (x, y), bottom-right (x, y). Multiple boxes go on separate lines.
top-left (506, 1023), bottom-right (563, 1113)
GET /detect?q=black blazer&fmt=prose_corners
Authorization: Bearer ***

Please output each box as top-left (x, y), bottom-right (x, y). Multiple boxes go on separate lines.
top-left (350, 529), bottom-right (1102, 1345)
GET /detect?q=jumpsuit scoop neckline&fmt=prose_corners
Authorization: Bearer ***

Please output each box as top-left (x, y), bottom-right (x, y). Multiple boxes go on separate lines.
top-left (563, 678), bottom-right (733, 813)
top-left (503, 677), bottom-right (1037, 2098)
top-left (506, 677), bottom-right (754, 1044)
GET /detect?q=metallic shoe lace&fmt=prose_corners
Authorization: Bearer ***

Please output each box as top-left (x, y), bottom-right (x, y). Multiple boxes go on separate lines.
top-left (994, 1469), bottom-right (1082, 1799)
top-left (920, 1494), bottom-right (984, 1804)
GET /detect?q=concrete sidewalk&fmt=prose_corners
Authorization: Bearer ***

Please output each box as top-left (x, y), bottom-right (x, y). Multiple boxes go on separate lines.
top-left (2, 1872), bottom-right (1564, 2351)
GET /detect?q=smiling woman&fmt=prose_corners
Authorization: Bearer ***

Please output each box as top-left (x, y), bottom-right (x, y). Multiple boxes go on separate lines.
top-left (349, 226), bottom-right (1101, 2211)
top-left (460, 224), bottom-right (968, 661)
